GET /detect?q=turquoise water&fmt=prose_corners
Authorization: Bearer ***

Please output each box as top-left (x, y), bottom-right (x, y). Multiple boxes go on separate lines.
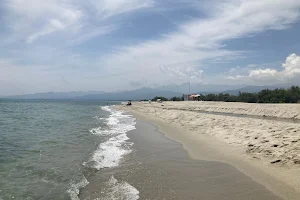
top-left (0, 100), bottom-right (137, 200)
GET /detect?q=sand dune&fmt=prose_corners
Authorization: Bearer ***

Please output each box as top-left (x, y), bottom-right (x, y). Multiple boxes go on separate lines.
top-left (119, 101), bottom-right (300, 166)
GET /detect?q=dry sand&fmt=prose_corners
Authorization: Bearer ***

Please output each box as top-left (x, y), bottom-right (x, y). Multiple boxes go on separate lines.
top-left (158, 101), bottom-right (300, 120)
top-left (116, 101), bottom-right (300, 200)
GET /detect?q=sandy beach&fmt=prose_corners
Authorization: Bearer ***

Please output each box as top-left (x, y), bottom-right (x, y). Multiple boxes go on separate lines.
top-left (82, 121), bottom-right (282, 200)
top-left (116, 101), bottom-right (300, 200)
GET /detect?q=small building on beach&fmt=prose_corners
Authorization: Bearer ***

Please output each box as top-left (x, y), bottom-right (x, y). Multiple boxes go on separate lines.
top-left (183, 94), bottom-right (201, 101)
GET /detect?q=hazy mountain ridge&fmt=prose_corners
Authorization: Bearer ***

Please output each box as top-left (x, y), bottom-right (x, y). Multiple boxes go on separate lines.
top-left (3, 91), bottom-right (105, 99)
top-left (222, 83), bottom-right (294, 95)
top-left (1, 88), bottom-right (181, 100)
top-left (155, 83), bottom-right (247, 94)
top-left (1, 83), bottom-right (297, 100)
top-left (78, 88), bottom-right (182, 100)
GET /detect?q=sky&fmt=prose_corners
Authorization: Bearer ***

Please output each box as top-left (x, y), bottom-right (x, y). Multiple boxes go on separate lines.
top-left (1, 0), bottom-right (300, 95)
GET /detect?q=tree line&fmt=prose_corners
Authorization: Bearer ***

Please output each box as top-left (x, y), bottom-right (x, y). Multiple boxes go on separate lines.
top-left (199, 86), bottom-right (300, 103)
top-left (150, 96), bottom-right (183, 101)
top-left (151, 86), bottom-right (300, 103)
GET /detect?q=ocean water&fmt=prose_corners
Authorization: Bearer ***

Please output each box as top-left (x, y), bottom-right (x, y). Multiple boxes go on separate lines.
top-left (0, 100), bottom-right (137, 200)
top-left (0, 99), bottom-right (283, 200)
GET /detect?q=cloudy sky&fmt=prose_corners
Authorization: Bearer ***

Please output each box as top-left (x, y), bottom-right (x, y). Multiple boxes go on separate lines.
top-left (1, 0), bottom-right (300, 95)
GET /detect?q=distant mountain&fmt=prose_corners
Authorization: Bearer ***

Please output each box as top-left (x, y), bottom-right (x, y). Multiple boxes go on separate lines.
top-left (79, 88), bottom-right (182, 100)
top-left (3, 83), bottom-right (297, 100)
top-left (3, 91), bottom-right (105, 99)
top-left (222, 83), bottom-right (294, 95)
top-left (154, 83), bottom-right (247, 94)
top-left (2, 88), bottom-right (182, 100)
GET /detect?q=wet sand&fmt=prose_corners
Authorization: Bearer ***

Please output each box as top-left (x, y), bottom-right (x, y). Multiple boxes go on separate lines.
top-left (81, 120), bottom-right (282, 200)
top-left (127, 121), bottom-right (282, 200)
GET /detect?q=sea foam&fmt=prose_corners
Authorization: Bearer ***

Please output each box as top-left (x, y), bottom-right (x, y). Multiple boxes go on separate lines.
top-left (89, 106), bottom-right (135, 136)
top-left (67, 176), bottom-right (89, 200)
top-left (89, 106), bottom-right (136, 169)
top-left (97, 176), bottom-right (139, 200)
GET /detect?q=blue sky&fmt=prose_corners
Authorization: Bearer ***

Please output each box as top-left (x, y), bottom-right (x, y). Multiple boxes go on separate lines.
top-left (1, 0), bottom-right (300, 95)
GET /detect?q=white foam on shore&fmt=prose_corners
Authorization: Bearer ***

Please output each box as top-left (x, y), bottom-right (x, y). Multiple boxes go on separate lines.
top-left (89, 106), bottom-right (136, 136)
top-left (67, 176), bottom-right (89, 200)
top-left (92, 133), bottom-right (133, 169)
top-left (97, 176), bottom-right (139, 200)
top-left (89, 106), bottom-right (136, 169)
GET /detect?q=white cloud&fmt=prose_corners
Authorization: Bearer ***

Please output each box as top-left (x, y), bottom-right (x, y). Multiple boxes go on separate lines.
top-left (1, 0), bottom-right (300, 94)
top-left (100, 0), bottom-right (300, 88)
top-left (66, 25), bottom-right (117, 46)
top-left (248, 68), bottom-right (278, 81)
top-left (5, 0), bottom-right (84, 43)
top-left (0, 0), bottom-right (155, 94)
top-left (228, 53), bottom-right (300, 84)
top-left (89, 0), bottom-right (155, 18)
top-left (27, 19), bottom-right (67, 43)
top-left (282, 53), bottom-right (300, 78)
top-left (160, 65), bottom-right (203, 84)
top-left (3, 0), bottom-right (153, 43)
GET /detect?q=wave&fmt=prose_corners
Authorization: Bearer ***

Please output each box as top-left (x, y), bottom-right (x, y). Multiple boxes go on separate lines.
top-left (98, 176), bottom-right (139, 200)
top-left (91, 133), bottom-right (133, 169)
top-left (69, 106), bottom-right (138, 200)
top-left (89, 106), bottom-right (136, 136)
top-left (67, 176), bottom-right (89, 200)
top-left (88, 106), bottom-right (136, 169)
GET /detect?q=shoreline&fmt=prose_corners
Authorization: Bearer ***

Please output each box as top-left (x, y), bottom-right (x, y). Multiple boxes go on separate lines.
top-left (116, 104), bottom-right (300, 200)
top-left (126, 120), bottom-right (281, 199)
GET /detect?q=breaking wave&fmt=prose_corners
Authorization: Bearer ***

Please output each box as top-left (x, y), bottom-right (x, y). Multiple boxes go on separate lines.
top-left (88, 106), bottom-right (136, 169)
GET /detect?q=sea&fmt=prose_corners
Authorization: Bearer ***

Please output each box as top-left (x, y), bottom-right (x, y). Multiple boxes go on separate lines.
top-left (0, 100), bottom-right (137, 200)
top-left (0, 99), bottom-right (282, 200)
